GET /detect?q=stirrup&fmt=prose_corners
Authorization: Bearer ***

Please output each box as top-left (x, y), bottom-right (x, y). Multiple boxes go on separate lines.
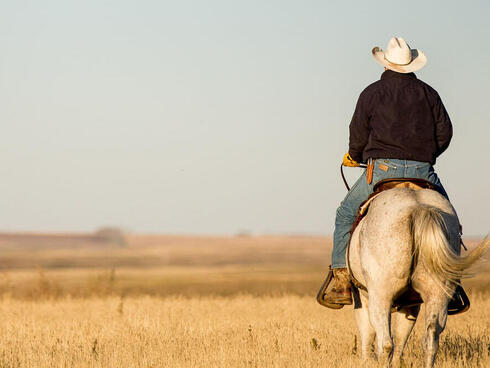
top-left (447, 285), bottom-right (470, 315)
top-left (316, 266), bottom-right (344, 309)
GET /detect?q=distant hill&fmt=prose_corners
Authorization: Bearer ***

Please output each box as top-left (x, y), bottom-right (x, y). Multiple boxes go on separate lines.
top-left (0, 227), bottom-right (127, 251)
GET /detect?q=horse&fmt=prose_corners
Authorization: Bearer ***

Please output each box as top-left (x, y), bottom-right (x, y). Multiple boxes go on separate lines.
top-left (348, 186), bottom-right (488, 368)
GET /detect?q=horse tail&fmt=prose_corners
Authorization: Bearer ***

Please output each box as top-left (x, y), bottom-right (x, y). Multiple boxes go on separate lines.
top-left (410, 204), bottom-right (489, 295)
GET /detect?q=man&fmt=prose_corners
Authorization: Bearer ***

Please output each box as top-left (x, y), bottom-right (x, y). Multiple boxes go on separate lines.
top-left (324, 37), bottom-right (454, 306)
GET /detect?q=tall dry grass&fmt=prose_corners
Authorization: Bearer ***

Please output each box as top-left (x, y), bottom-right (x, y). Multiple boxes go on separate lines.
top-left (0, 294), bottom-right (487, 367)
top-left (0, 234), bottom-right (487, 367)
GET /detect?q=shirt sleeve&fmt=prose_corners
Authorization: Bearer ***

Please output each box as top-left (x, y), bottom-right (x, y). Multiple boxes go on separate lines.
top-left (348, 91), bottom-right (371, 163)
top-left (432, 93), bottom-right (453, 157)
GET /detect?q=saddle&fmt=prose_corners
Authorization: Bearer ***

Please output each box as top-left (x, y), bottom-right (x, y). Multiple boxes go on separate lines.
top-left (350, 178), bottom-right (442, 236)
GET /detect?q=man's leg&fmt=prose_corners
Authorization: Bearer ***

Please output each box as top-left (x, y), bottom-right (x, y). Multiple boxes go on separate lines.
top-left (412, 163), bottom-right (449, 199)
top-left (325, 170), bottom-right (373, 306)
top-left (332, 170), bottom-right (373, 269)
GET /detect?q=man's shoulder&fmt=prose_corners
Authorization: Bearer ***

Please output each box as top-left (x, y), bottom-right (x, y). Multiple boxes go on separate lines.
top-left (360, 76), bottom-right (440, 97)
top-left (358, 80), bottom-right (382, 98)
top-left (415, 78), bottom-right (442, 103)
top-left (416, 78), bottom-right (439, 95)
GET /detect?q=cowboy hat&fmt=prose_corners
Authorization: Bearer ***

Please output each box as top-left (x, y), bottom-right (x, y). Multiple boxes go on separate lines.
top-left (372, 37), bottom-right (427, 73)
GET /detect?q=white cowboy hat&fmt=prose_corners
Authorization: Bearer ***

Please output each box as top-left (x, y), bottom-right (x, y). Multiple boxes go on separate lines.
top-left (372, 37), bottom-right (427, 73)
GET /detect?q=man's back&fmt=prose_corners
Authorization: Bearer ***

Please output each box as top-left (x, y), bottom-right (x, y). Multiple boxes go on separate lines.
top-left (348, 70), bottom-right (452, 165)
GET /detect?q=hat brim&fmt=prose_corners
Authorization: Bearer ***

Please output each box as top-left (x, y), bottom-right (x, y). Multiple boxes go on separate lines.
top-left (372, 47), bottom-right (427, 73)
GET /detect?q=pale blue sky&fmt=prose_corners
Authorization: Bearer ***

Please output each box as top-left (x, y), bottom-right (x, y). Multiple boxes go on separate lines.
top-left (0, 0), bottom-right (488, 235)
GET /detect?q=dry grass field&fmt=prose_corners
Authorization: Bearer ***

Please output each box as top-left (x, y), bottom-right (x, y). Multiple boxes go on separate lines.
top-left (0, 233), bottom-right (488, 367)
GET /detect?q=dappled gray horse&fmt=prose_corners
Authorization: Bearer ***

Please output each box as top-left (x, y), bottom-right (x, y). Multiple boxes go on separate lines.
top-left (348, 187), bottom-right (488, 368)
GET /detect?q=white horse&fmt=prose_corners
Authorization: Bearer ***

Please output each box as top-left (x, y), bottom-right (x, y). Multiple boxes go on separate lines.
top-left (348, 186), bottom-right (488, 368)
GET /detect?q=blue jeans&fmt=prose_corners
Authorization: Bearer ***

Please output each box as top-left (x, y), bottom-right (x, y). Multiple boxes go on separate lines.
top-left (331, 158), bottom-right (448, 269)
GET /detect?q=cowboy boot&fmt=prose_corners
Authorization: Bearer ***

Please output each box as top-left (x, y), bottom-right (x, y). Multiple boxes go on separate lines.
top-left (322, 267), bottom-right (353, 306)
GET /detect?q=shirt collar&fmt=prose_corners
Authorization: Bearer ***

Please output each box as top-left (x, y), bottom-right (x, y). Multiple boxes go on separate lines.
top-left (381, 69), bottom-right (417, 80)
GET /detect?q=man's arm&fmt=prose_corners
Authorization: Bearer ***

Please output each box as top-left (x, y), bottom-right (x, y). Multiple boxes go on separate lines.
top-left (432, 92), bottom-right (453, 157)
top-left (348, 92), bottom-right (371, 163)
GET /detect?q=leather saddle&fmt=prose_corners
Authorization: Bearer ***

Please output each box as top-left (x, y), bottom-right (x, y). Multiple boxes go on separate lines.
top-left (373, 177), bottom-right (442, 194)
top-left (350, 178), bottom-right (441, 236)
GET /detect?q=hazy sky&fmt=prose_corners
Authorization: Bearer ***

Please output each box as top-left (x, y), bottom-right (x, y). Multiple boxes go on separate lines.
top-left (0, 0), bottom-right (488, 235)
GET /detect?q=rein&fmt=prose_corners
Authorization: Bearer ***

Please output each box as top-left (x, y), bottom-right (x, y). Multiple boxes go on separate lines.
top-left (340, 163), bottom-right (367, 191)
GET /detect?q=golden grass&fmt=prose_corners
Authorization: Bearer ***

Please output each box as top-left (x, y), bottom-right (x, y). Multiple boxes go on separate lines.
top-left (0, 294), bottom-right (487, 368)
top-left (1, 263), bottom-right (488, 300)
top-left (0, 265), bottom-right (331, 299)
top-left (0, 234), bottom-right (487, 367)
